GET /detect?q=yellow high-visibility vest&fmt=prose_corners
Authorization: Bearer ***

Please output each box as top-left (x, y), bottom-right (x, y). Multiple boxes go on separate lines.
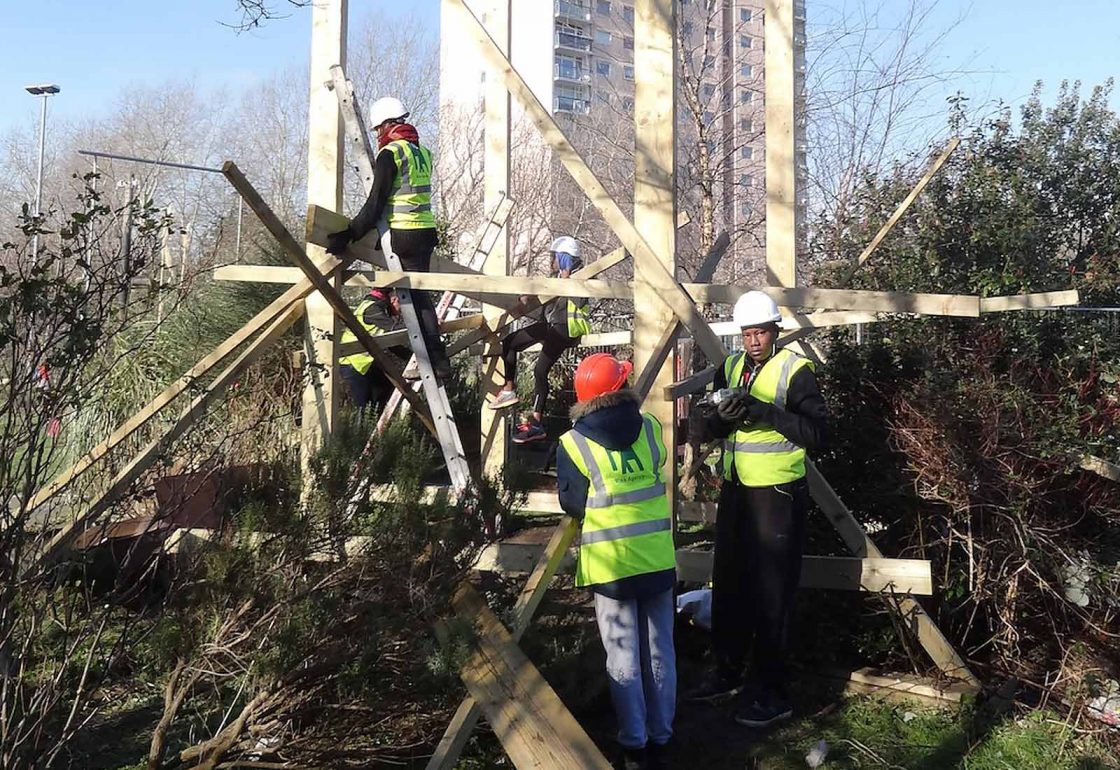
top-left (384, 140), bottom-right (436, 230)
top-left (339, 298), bottom-right (383, 375)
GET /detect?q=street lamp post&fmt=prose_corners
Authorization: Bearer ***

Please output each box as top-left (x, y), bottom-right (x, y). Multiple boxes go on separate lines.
top-left (25, 84), bottom-right (60, 265)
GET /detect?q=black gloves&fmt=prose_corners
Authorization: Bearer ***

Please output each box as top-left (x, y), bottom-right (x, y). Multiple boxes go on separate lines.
top-left (716, 394), bottom-right (750, 424)
top-left (326, 227), bottom-right (354, 255)
top-left (745, 398), bottom-right (772, 424)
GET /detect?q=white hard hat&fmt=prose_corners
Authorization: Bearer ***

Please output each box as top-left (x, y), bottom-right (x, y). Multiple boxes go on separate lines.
top-left (549, 235), bottom-right (582, 258)
top-left (732, 290), bottom-right (782, 328)
top-left (368, 96), bottom-right (409, 130)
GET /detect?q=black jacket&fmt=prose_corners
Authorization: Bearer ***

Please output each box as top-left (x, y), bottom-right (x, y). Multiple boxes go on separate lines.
top-left (699, 348), bottom-right (829, 466)
top-left (349, 147), bottom-right (437, 241)
top-left (557, 390), bottom-right (676, 600)
top-left (361, 298), bottom-right (410, 367)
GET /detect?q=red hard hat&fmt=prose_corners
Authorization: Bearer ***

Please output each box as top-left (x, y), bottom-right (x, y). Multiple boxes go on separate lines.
top-left (574, 353), bottom-right (633, 402)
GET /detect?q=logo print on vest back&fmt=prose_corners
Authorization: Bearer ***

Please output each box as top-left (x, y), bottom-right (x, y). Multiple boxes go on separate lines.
top-left (607, 447), bottom-right (645, 475)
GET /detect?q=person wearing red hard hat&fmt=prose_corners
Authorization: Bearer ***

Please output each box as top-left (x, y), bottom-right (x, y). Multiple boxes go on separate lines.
top-left (684, 290), bottom-right (829, 730)
top-left (338, 287), bottom-right (410, 413)
top-left (556, 353), bottom-right (677, 770)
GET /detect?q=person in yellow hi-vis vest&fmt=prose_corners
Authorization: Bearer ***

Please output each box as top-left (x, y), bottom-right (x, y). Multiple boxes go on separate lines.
top-left (488, 235), bottom-right (592, 444)
top-left (338, 287), bottom-right (410, 413)
top-left (684, 291), bottom-right (829, 730)
top-left (325, 96), bottom-right (451, 380)
top-left (556, 353), bottom-right (676, 770)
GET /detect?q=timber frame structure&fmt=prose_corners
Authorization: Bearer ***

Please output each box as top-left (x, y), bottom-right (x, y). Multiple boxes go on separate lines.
top-left (23, 0), bottom-right (1092, 767)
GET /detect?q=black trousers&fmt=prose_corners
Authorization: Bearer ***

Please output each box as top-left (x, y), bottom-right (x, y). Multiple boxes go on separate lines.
top-left (500, 322), bottom-right (577, 415)
top-left (341, 364), bottom-right (392, 413)
top-left (390, 228), bottom-right (450, 376)
top-left (711, 477), bottom-right (808, 691)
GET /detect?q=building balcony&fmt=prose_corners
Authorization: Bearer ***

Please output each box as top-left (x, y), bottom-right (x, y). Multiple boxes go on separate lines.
top-left (554, 62), bottom-right (591, 83)
top-left (555, 0), bottom-right (592, 23)
top-left (555, 30), bottom-right (592, 52)
top-left (554, 95), bottom-right (590, 114)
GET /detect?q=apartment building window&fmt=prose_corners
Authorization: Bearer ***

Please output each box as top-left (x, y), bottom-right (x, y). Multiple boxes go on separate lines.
top-left (740, 90), bottom-right (753, 103)
top-left (597, 60), bottom-right (611, 76)
top-left (702, 110), bottom-right (713, 124)
top-left (624, 35), bottom-right (634, 50)
top-left (682, 21), bottom-right (693, 35)
top-left (702, 83), bottom-right (715, 97)
top-left (703, 54), bottom-right (715, 69)
top-left (597, 90), bottom-right (612, 104)
top-left (740, 64), bottom-right (752, 78)
top-left (740, 9), bottom-right (752, 22)
top-left (740, 174), bottom-right (755, 186)
top-left (596, 0), bottom-right (611, 14)
top-left (740, 35), bottom-right (752, 48)
top-left (740, 147), bottom-right (754, 160)
top-left (596, 29), bottom-right (612, 44)
top-left (740, 202), bottom-right (753, 217)
top-left (624, 65), bottom-right (635, 80)
top-left (623, 5), bottom-right (634, 23)
top-left (707, 27), bottom-right (716, 40)
top-left (739, 118), bottom-right (753, 132)
top-left (622, 96), bottom-right (634, 114)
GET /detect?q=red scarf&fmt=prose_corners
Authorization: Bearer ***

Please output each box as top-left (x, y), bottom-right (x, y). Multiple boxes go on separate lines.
top-left (378, 122), bottom-right (420, 149)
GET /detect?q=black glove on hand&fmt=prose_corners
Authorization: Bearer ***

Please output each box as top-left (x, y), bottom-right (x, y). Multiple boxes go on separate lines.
top-left (716, 394), bottom-right (750, 424)
top-left (326, 228), bottom-right (354, 255)
top-left (745, 396), bottom-right (772, 424)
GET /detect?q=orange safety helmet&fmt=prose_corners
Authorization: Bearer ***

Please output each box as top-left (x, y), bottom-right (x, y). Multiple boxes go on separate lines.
top-left (574, 353), bottom-right (633, 402)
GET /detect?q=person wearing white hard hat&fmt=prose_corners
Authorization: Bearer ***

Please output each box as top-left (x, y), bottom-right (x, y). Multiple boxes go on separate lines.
top-left (488, 235), bottom-right (592, 444)
top-left (325, 96), bottom-right (451, 379)
top-left (684, 290), bottom-right (828, 729)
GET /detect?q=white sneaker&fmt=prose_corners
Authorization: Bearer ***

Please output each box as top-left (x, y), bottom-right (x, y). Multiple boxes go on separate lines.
top-left (488, 389), bottom-right (520, 409)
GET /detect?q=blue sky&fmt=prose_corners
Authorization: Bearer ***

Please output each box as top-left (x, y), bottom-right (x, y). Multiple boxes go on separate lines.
top-left (1, 0), bottom-right (1117, 137)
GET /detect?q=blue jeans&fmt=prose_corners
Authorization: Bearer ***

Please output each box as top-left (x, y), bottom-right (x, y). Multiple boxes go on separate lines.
top-left (593, 589), bottom-right (677, 749)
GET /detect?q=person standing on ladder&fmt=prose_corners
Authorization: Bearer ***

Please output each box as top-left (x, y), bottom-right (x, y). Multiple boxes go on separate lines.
top-left (684, 291), bottom-right (829, 728)
top-left (338, 287), bottom-right (410, 413)
top-left (556, 353), bottom-right (676, 770)
top-left (487, 235), bottom-right (591, 444)
top-left (325, 96), bottom-right (452, 379)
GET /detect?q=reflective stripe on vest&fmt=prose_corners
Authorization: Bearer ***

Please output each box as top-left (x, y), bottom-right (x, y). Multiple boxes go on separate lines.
top-left (385, 140), bottom-right (436, 230)
top-left (339, 298), bottom-right (382, 375)
top-left (558, 413), bottom-right (677, 587)
top-left (720, 348), bottom-right (814, 486)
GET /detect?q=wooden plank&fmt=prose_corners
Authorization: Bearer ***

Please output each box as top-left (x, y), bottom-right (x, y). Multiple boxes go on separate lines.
top-left (336, 314), bottom-right (484, 358)
top-left (223, 162), bottom-right (441, 438)
top-left (685, 284), bottom-right (981, 317)
top-left (806, 461), bottom-right (980, 687)
top-left (33, 301), bottom-right (306, 570)
top-left (428, 518), bottom-right (580, 770)
top-left (451, 0), bottom-right (727, 364)
top-left (852, 138), bottom-right (961, 271)
top-left (674, 550), bottom-right (933, 595)
top-left (452, 584), bottom-right (612, 770)
top-left (980, 290), bottom-right (1080, 312)
top-left (1081, 454), bottom-right (1120, 483)
top-left (838, 667), bottom-right (977, 704)
top-left (765, 0), bottom-right (798, 287)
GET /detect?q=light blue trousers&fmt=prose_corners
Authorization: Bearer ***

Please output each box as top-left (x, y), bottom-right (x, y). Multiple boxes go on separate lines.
top-left (593, 589), bottom-right (677, 749)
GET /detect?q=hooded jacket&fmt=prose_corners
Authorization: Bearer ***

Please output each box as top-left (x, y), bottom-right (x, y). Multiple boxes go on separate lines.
top-left (557, 389), bottom-right (676, 599)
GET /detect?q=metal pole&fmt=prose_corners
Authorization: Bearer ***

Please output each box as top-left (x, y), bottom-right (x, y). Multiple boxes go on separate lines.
top-left (31, 95), bottom-right (48, 264)
top-left (236, 198), bottom-right (243, 259)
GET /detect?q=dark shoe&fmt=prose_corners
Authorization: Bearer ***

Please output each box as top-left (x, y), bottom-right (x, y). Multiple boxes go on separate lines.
top-left (683, 668), bottom-right (742, 702)
top-left (618, 746), bottom-right (647, 770)
top-left (512, 421), bottom-right (547, 444)
top-left (647, 742), bottom-right (671, 770)
top-left (733, 692), bottom-right (793, 728)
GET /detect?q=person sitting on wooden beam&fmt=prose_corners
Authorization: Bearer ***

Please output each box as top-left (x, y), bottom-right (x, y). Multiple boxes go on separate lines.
top-left (338, 287), bottom-right (410, 414)
top-left (684, 291), bottom-right (829, 729)
top-left (556, 353), bottom-right (677, 770)
top-left (487, 235), bottom-right (591, 444)
top-left (325, 96), bottom-right (452, 379)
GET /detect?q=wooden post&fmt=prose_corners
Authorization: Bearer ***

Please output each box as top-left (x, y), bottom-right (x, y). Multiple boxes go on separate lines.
top-left (480, 0), bottom-right (512, 481)
top-left (303, 0), bottom-right (347, 482)
top-left (633, 0), bottom-right (679, 516)
top-left (764, 0), bottom-right (797, 287)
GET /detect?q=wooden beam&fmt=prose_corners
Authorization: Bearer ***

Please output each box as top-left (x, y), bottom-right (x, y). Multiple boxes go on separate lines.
top-left (451, 584), bottom-right (612, 770)
top-left (33, 301), bottom-right (306, 571)
top-left (675, 550), bottom-right (933, 595)
top-left (829, 668), bottom-right (976, 706)
top-left (685, 284), bottom-right (981, 317)
top-left (1081, 454), bottom-right (1120, 483)
top-left (451, 0), bottom-right (727, 364)
top-left (428, 518), bottom-right (581, 769)
top-left (765, 0), bottom-right (798, 287)
top-left (980, 290), bottom-right (1080, 312)
top-left (223, 162), bottom-right (441, 438)
top-left (337, 314), bottom-right (484, 357)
